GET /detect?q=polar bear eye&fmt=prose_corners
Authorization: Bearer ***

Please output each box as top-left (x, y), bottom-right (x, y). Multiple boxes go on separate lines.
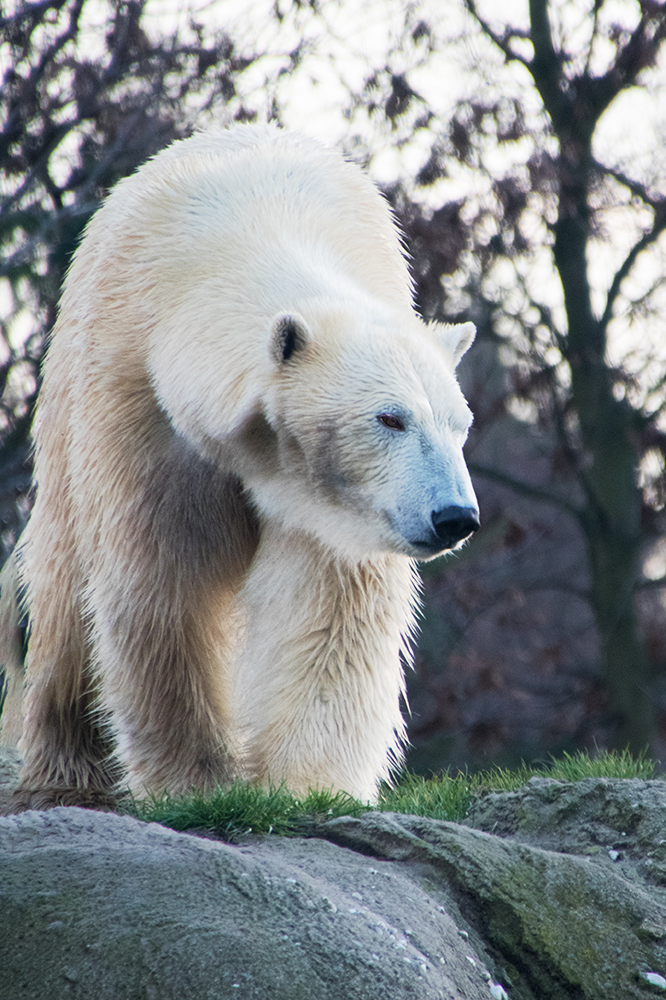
top-left (377, 413), bottom-right (406, 432)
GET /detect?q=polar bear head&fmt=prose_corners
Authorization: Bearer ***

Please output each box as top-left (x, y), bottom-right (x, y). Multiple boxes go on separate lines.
top-left (240, 303), bottom-right (479, 562)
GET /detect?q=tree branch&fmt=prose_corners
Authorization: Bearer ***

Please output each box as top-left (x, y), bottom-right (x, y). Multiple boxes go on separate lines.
top-left (581, 6), bottom-right (666, 124)
top-left (600, 203), bottom-right (666, 330)
top-left (593, 157), bottom-right (664, 210)
top-left (464, 0), bottom-right (531, 67)
top-left (467, 461), bottom-right (582, 518)
top-left (638, 574), bottom-right (666, 591)
top-left (514, 270), bottom-right (567, 354)
top-left (0, 0), bottom-right (62, 31)
top-left (583, 0), bottom-right (602, 79)
top-left (527, 0), bottom-right (568, 131)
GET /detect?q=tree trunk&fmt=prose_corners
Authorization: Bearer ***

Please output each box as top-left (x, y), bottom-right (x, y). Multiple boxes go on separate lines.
top-left (529, 0), bottom-right (656, 755)
top-left (584, 524), bottom-right (655, 753)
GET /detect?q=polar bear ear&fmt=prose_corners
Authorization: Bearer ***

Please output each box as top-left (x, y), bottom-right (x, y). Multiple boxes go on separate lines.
top-left (432, 321), bottom-right (476, 366)
top-left (269, 313), bottom-right (312, 365)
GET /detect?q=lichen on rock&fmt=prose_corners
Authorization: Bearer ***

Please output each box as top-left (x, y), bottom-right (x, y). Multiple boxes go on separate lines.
top-left (2, 756), bottom-right (666, 999)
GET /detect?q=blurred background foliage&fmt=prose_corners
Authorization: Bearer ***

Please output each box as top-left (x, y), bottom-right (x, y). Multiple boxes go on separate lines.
top-left (2, 0), bottom-right (666, 772)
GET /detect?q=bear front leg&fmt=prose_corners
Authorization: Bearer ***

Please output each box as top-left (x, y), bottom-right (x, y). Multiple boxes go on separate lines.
top-left (235, 527), bottom-right (419, 803)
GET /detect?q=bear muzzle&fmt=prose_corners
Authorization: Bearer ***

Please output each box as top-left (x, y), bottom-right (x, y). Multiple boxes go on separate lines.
top-left (430, 505), bottom-right (480, 550)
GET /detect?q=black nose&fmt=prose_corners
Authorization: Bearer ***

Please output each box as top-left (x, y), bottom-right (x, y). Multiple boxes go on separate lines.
top-left (431, 506), bottom-right (480, 548)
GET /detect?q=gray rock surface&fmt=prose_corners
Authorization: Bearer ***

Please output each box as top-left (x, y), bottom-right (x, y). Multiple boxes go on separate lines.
top-left (323, 808), bottom-right (666, 999)
top-left (1, 807), bottom-right (496, 1000)
top-left (465, 774), bottom-right (666, 869)
top-left (2, 758), bottom-right (666, 1000)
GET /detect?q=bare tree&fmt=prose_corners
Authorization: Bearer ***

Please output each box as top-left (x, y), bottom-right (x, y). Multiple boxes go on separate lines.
top-left (340, 0), bottom-right (666, 758)
top-left (464, 0), bottom-right (666, 754)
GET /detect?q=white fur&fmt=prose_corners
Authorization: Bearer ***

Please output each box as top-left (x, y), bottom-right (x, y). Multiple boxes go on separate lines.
top-left (13, 124), bottom-right (477, 806)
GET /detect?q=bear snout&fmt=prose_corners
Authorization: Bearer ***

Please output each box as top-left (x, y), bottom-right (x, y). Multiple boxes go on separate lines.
top-left (431, 505), bottom-right (480, 549)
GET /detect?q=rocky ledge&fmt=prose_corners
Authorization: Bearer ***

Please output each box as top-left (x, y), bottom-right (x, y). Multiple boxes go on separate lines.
top-left (1, 747), bottom-right (665, 999)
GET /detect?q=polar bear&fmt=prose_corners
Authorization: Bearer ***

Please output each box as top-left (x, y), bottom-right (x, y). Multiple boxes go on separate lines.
top-left (7, 124), bottom-right (478, 808)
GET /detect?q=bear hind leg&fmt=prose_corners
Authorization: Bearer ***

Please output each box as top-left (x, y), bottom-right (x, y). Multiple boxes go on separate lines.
top-left (14, 590), bottom-right (121, 811)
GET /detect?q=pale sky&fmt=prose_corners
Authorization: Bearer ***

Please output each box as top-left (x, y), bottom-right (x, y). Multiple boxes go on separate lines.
top-left (5, 0), bottom-right (666, 412)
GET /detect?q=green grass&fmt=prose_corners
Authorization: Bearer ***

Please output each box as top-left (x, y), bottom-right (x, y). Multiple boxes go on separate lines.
top-left (546, 747), bottom-right (656, 782)
top-left (128, 781), bottom-right (367, 839)
top-left (124, 749), bottom-right (659, 839)
top-left (380, 748), bottom-right (657, 822)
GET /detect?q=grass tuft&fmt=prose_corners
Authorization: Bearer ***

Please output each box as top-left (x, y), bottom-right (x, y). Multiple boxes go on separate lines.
top-left (380, 749), bottom-right (658, 822)
top-left (128, 780), bottom-right (366, 840)
top-left (124, 749), bottom-right (660, 838)
top-left (547, 748), bottom-right (656, 782)
top-left (379, 770), bottom-right (477, 822)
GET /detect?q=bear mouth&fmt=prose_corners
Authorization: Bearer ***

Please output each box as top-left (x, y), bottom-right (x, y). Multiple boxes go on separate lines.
top-left (410, 524), bottom-right (477, 558)
top-left (409, 537), bottom-right (453, 557)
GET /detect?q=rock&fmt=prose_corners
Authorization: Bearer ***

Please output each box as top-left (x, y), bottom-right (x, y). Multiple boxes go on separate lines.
top-left (465, 775), bottom-right (666, 934)
top-left (2, 761), bottom-right (666, 999)
top-left (322, 809), bottom-right (666, 999)
top-left (0, 807), bottom-right (495, 1000)
top-left (464, 776), bottom-right (666, 870)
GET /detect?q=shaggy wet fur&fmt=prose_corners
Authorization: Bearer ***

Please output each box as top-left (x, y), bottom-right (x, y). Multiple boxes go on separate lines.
top-left (1, 125), bottom-right (476, 807)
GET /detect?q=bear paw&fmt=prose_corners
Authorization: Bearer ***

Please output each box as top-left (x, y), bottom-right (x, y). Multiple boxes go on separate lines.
top-left (11, 784), bottom-right (123, 812)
